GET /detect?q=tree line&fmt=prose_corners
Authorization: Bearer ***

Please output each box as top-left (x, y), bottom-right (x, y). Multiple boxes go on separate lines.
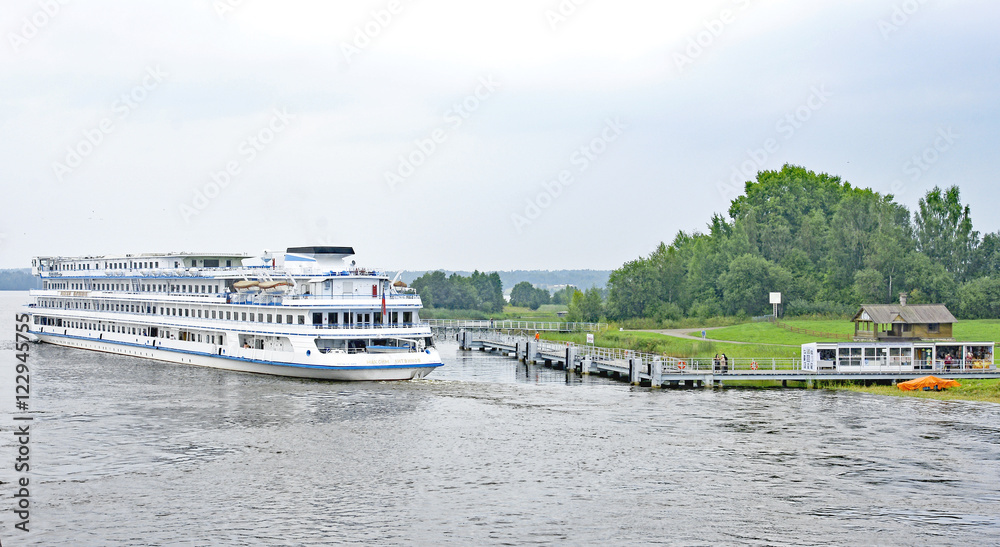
top-left (410, 271), bottom-right (606, 322)
top-left (411, 270), bottom-right (506, 313)
top-left (0, 269), bottom-right (38, 290)
top-left (605, 164), bottom-right (1000, 320)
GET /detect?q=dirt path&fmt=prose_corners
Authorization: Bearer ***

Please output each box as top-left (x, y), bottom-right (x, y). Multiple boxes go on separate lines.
top-left (640, 328), bottom-right (799, 347)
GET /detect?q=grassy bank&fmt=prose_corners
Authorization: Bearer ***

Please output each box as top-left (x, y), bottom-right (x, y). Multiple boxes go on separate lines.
top-left (682, 318), bottom-right (1000, 346)
top-left (540, 330), bottom-right (799, 359)
top-left (829, 379), bottom-right (1000, 404)
top-left (698, 322), bottom-right (843, 345)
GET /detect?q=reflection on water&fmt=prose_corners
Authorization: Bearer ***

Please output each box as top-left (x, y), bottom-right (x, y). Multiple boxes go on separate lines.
top-left (1, 292), bottom-right (1000, 545)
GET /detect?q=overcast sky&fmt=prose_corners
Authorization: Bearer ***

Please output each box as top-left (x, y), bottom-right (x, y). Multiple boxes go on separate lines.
top-left (1, 0), bottom-right (997, 271)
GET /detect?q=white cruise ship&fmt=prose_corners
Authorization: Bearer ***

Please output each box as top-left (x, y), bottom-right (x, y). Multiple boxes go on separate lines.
top-left (26, 246), bottom-right (442, 381)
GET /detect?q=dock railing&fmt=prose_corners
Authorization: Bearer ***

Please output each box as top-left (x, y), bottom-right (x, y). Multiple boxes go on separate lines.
top-left (427, 319), bottom-right (607, 332)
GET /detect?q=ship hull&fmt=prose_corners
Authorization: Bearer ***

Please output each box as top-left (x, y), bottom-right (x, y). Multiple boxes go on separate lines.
top-left (32, 331), bottom-right (442, 381)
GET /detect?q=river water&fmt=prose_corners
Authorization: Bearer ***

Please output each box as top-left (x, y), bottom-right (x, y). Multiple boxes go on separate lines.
top-left (1, 291), bottom-right (999, 545)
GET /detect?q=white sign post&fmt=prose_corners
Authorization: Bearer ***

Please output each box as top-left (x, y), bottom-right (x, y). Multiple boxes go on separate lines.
top-left (769, 292), bottom-right (782, 318)
top-left (586, 333), bottom-right (594, 345)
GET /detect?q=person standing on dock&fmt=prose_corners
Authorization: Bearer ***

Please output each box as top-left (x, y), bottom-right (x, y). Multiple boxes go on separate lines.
top-left (714, 353), bottom-right (721, 372)
top-left (721, 354), bottom-right (728, 374)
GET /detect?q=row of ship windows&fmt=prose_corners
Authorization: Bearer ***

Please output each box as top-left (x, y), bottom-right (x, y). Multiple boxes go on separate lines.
top-left (45, 259), bottom-right (238, 271)
top-left (36, 299), bottom-right (413, 325)
top-left (47, 261), bottom-right (162, 271)
top-left (45, 281), bottom-right (222, 294)
top-left (35, 316), bottom-right (223, 344)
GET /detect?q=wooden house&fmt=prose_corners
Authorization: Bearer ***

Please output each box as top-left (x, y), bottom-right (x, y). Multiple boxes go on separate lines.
top-left (852, 293), bottom-right (956, 341)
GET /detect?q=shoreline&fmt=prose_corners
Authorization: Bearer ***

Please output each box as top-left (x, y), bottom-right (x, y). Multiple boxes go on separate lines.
top-left (827, 379), bottom-right (1000, 404)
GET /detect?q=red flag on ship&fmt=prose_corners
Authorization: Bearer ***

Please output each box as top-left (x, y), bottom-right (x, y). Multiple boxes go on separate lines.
top-left (381, 293), bottom-right (386, 318)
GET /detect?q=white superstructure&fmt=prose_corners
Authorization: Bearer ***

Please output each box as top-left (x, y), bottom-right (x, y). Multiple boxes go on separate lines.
top-left (26, 246), bottom-right (442, 381)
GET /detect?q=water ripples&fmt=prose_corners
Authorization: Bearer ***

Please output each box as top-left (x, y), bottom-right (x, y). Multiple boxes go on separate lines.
top-left (1, 289), bottom-right (999, 545)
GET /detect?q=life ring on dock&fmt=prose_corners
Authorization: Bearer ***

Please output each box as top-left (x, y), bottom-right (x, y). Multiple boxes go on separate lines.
top-left (750, 361), bottom-right (758, 370)
top-left (678, 361), bottom-right (686, 370)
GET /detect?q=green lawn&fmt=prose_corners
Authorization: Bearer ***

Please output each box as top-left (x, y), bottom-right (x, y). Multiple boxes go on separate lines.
top-left (541, 330), bottom-right (799, 359)
top-left (672, 319), bottom-right (1000, 346)
top-left (952, 320), bottom-right (1000, 342)
top-left (501, 305), bottom-right (568, 321)
top-left (833, 379), bottom-right (1000, 404)
top-left (781, 319), bottom-right (856, 336)
top-left (699, 322), bottom-right (843, 345)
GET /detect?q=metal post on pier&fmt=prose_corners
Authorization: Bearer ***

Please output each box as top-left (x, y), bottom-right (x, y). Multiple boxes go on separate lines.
top-left (629, 357), bottom-right (642, 385)
top-left (526, 340), bottom-right (537, 365)
top-left (581, 355), bottom-right (593, 375)
top-left (650, 357), bottom-right (662, 387)
top-left (565, 346), bottom-right (577, 373)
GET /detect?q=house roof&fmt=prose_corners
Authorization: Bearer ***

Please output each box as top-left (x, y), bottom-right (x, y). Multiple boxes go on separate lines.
top-left (853, 304), bottom-right (956, 324)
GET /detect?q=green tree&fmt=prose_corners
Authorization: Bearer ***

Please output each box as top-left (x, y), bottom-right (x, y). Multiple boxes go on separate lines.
top-left (469, 270), bottom-right (505, 313)
top-left (972, 232), bottom-right (1000, 278)
top-left (914, 186), bottom-right (979, 282)
top-left (717, 254), bottom-right (793, 315)
top-left (852, 268), bottom-right (886, 304)
top-left (411, 270), bottom-right (505, 312)
top-left (509, 281), bottom-right (549, 310)
top-left (957, 277), bottom-right (1000, 319)
top-left (568, 287), bottom-right (604, 322)
top-left (551, 285), bottom-right (577, 305)
top-left (903, 252), bottom-right (957, 308)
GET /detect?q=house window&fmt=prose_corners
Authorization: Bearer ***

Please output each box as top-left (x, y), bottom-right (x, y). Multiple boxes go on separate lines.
top-left (928, 323), bottom-right (940, 333)
top-left (902, 324), bottom-right (911, 332)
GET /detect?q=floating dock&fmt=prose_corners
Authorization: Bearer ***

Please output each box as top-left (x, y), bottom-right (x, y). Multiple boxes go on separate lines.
top-left (455, 330), bottom-right (1000, 388)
